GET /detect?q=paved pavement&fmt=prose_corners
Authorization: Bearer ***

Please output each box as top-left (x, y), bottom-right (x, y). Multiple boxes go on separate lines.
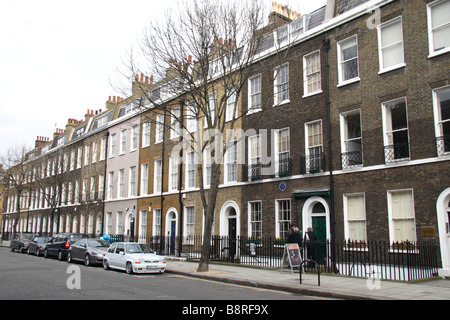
top-left (2, 240), bottom-right (449, 300)
top-left (163, 259), bottom-right (450, 300)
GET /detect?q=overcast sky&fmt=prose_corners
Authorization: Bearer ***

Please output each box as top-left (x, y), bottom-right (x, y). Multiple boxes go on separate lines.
top-left (0, 0), bottom-right (326, 156)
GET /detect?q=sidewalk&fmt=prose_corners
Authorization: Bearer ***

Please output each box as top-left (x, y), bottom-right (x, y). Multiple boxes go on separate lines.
top-left (164, 258), bottom-right (450, 300)
top-left (1, 240), bottom-right (448, 300)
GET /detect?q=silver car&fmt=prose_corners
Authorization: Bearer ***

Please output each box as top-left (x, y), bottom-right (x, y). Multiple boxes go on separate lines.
top-left (103, 242), bottom-right (166, 274)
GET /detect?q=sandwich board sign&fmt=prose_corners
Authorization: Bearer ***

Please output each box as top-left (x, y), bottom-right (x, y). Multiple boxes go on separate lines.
top-left (281, 243), bottom-right (302, 274)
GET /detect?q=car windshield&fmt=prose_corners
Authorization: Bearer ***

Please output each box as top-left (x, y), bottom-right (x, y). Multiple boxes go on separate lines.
top-left (35, 237), bottom-right (52, 243)
top-left (125, 244), bottom-right (144, 254)
top-left (69, 234), bottom-right (86, 241)
top-left (20, 234), bottom-right (34, 240)
top-left (139, 243), bottom-right (155, 253)
top-left (87, 239), bottom-right (110, 247)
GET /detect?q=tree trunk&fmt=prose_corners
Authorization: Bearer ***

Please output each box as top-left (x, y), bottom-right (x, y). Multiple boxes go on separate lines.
top-left (197, 163), bottom-right (221, 272)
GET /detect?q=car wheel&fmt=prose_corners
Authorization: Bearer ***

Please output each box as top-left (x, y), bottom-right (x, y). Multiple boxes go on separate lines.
top-left (67, 252), bottom-right (73, 263)
top-left (36, 248), bottom-right (40, 256)
top-left (44, 249), bottom-right (49, 258)
top-left (126, 262), bottom-right (133, 274)
top-left (103, 259), bottom-right (110, 270)
top-left (84, 254), bottom-right (91, 266)
top-left (57, 251), bottom-right (64, 261)
top-left (11, 247), bottom-right (14, 252)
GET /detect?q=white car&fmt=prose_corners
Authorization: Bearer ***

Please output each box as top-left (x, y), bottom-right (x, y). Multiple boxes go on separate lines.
top-left (103, 242), bottom-right (166, 274)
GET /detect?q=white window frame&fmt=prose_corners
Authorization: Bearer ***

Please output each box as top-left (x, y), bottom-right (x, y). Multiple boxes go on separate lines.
top-left (140, 163), bottom-right (149, 195)
top-left (107, 172), bottom-right (114, 200)
top-left (142, 121), bottom-right (151, 147)
top-left (168, 156), bottom-right (179, 192)
top-left (337, 35), bottom-right (360, 86)
top-left (100, 137), bottom-right (106, 161)
top-left (248, 74), bottom-right (262, 114)
top-left (154, 159), bottom-right (162, 194)
top-left (381, 97), bottom-right (410, 163)
top-left (427, 0), bottom-right (450, 57)
top-left (248, 201), bottom-right (262, 239)
top-left (184, 206), bottom-right (195, 243)
top-left (109, 134), bottom-right (116, 158)
top-left (432, 85), bottom-right (450, 156)
top-left (377, 17), bottom-right (406, 74)
top-left (275, 199), bottom-right (291, 240)
top-left (303, 50), bottom-right (322, 97)
top-left (118, 169), bottom-right (124, 199)
top-left (120, 129), bottom-right (127, 155)
top-left (185, 151), bottom-right (196, 189)
top-left (131, 125), bottom-right (138, 151)
top-left (224, 141), bottom-right (237, 183)
top-left (203, 147), bottom-right (212, 188)
top-left (129, 166), bottom-right (136, 197)
top-left (226, 86), bottom-right (238, 122)
top-left (305, 120), bottom-right (323, 173)
top-left (343, 193), bottom-right (367, 242)
top-left (186, 102), bottom-right (198, 133)
top-left (153, 209), bottom-right (162, 237)
top-left (387, 189), bottom-right (417, 245)
top-left (274, 128), bottom-right (290, 177)
top-left (340, 110), bottom-right (363, 168)
top-left (139, 210), bottom-right (147, 243)
top-left (155, 114), bottom-right (164, 144)
top-left (204, 92), bottom-right (216, 128)
top-left (170, 107), bottom-right (181, 139)
top-left (274, 63), bottom-right (290, 106)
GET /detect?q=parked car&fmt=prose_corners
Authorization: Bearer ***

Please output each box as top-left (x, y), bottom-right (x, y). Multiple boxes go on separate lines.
top-left (67, 238), bottom-right (110, 266)
top-left (10, 233), bottom-right (35, 253)
top-left (44, 233), bottom-right (88, 260)
top-left (27, 236), bottom-right (53, 256)
top-left (103, 242), bottom-right (166, 274)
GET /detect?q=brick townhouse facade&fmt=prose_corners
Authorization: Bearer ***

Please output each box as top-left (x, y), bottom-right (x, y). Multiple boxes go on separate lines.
top-left (2, 0), bottom-right (449, 275)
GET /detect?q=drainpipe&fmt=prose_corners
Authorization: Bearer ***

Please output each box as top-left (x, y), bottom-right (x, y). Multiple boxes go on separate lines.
top-left (178, 99), bottom-right (185, 257)
top-left (101, 131), bottom-right (110, 235)
top-left (160, 108), bottom-right (167, 254)
top-left (323, 38), bottom-right (337, 273)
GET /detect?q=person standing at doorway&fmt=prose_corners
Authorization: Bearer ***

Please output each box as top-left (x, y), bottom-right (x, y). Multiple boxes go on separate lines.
top-left (304, 227), bottom-right (317, 265)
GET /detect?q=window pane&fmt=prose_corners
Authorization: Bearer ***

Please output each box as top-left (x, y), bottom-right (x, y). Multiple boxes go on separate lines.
top-left (433, 25), bottom-right (450, 51)
top-left (431, 0), bottom-right (450, 29)
top-left (381, 21), bottom-right (402, 46)
top-left (382, 43), bottom-right (404, 68)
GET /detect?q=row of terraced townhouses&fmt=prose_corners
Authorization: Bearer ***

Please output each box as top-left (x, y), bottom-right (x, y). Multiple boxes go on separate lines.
top-left (2, 0), bottom-right (450, 276)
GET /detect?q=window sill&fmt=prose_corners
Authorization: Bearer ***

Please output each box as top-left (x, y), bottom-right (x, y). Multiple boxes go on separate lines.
top-left (302, 90), bottom-right (323, 98)
top-left (247, 108), bottom-right (262, 116)
top-left (378, 63), bottom-right (406, 75)
top-left (428, 48), bottom-right (450, 59)
top-left (273, 99), bottom-right (290, 107)
top-left (337, 77), bottom-right (360, 88)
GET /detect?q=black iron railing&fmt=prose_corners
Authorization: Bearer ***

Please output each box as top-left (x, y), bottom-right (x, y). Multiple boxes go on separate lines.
top-left (341, 150), bottom-right (363, 169)
top-left (142, 236), bottom-right (439, 281)
top-left (436, 135), bottom-right (450, 156)
top-left (384, 142), bottom-right (410, 163)
top-left (301, 153), bottom-right (325, 174)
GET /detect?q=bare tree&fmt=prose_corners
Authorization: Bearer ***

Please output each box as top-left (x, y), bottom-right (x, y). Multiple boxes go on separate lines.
top-left (127, 0), bottom-right (302, 272)
top-left (1, 145), bottom-right (32, 236)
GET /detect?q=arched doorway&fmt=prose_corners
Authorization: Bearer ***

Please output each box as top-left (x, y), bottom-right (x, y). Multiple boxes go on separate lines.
top-left (219, 201), bottom-right (240, 261)
top-left (302, 197), bottom-right (330, 240)
top-left (437, 188), bottom-right (450, 277)
top-left (302, 197), bottom-right (330, 264)
top-left (165, 208), bottom-right (178, 255)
